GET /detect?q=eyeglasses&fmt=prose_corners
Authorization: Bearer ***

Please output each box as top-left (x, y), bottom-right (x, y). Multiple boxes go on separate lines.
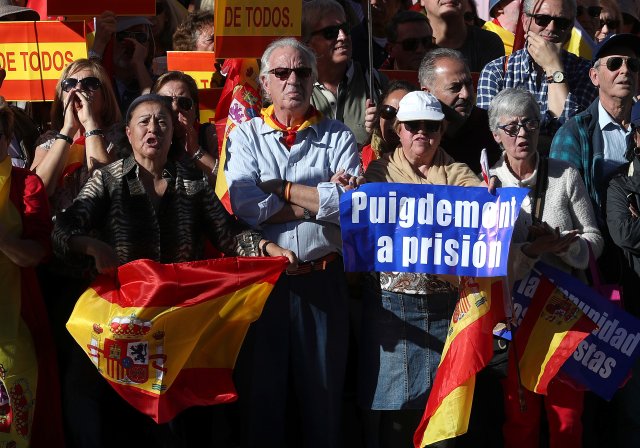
top-left (601, 56), bottom-right (640, 73)
top-left (576, 5), bottom-right (602, 18)
top-left (394, 36), bottom-right (436, 52)
top-left (497, 119), bottom-right (540, 136)
top-left (268, 67), bottom-right (313, 80)
top-left (403, 120), bottom-right (441, 133)
top-left (379, 104), bottom-right (398, 120)
top-left (526, 13), bottom-right (573, 31)
top-left (598, 18), bottom-right (620, 29)
top-left (116, 31), bottom-right (149, 44)
top-left (162, 95), bottom-right (194, 111)
top-left (310, 22), bottom-right (351, 40)
top-left (61, 76), bottom-right (102, 93)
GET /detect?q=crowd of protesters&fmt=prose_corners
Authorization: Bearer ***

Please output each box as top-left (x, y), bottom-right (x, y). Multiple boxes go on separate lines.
top-left (1, 0), bottom-right (640, 447)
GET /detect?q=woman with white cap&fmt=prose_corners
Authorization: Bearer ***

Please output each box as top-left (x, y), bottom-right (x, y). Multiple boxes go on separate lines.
top-left (358, 91), bottom-right (485, 447)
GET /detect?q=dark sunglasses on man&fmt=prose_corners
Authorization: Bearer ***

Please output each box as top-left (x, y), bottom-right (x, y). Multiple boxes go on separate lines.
top-left (268, 67), bottom-right (313, 81)
top-left (526, 13), bottom-right (573, 31)
top-left (403, 120), bottom-right (441, 133)
top-left (576, 5), bottom-right (602, 18)
top-left (311, 22), bottom-right (351, 41)
top-left (598, 18), bottom-right (620, 29)
top-left (162, 95), bottom-right (194, 111)
top-left (116, 31), bottom-right (149, 44)
top-left (394, 36), bottom-right (436, 52)
top-left (601, 56), bottom-right (640, 73)
top-left (61, 76), bottom-right (102, 93)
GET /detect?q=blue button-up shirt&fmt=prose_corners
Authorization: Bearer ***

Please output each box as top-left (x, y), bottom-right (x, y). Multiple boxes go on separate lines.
top-left (224, 115), bottom-right (359, 262)
top-left (476, 48), bottom-right (597, 136)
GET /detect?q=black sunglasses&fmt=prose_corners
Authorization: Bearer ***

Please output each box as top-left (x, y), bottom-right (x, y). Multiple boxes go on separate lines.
top-left (602, 56), bottom-right (640, 73)
top-left (116, 31), bottom-right (149, 44)
top-left (497, 119), bottom-right (540, 136)
top-left (61, 76), bottom-right (102, 93)
top-left (379, 104), bottom-right (398, 120)
top-left (598, 19), bottom-right (620, 29)
top-left (268, 67), bottom-right (313, 80)
top-left (311, 22), bottom-right (351, 40)
top-left (395, 36), bottom-right (436, 52)
top-left (526, 13), bottom-right (573, 31)
top-left (162, 95), bottom-right (194, 111)
top-left (403, 120), bottom-right (441, 133)
top-left (576, 5), bottom-right (602, 18)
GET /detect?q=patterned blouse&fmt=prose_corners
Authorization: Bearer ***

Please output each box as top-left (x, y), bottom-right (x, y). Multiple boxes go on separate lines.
top-left (53, 156), bottom-right (261, 267)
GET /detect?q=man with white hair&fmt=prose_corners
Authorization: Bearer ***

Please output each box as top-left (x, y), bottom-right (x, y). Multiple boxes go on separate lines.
top-left (224, 37), bottom-right (359, 448)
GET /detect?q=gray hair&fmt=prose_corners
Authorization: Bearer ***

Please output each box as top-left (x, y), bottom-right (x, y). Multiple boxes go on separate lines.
top-left (488, 88), bottom-right (541, 131)
top-left (523, 0), bottom-right (577, 19)
top-left (418, 47), bottom-right (468, 89)
top-left (259, 38), bottom-right (318, 100)
top-left (301, 0), bottom-right (346, 43)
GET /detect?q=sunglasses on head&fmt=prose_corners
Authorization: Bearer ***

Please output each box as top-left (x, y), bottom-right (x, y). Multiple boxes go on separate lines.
top-left (403, 120), bottom-right (441, 133)
top-left (268, 67), bottom-right (313, 80)
top-left (162, 95), bottom-right (194, 111)
top-left (598, 18), bottom-right (620, 29)
top-left (61, 76), bottom-right (101, 93)
top-left (526, 13), bottom-right (573, 31)
top-left (311, 22), bottom-right (351, 40)
top-left (379, 104), bottom-right (398, 120)
top-left (395, 36), bottom-right (436, 52)
top-left (497, 119), bottom-right (540, 136)
top-left (116, 31), bottom-right (149, 44)
top-left (602, 56), bottom-right (640, 73)
top-left (576, 5), bottom-right (602, 18)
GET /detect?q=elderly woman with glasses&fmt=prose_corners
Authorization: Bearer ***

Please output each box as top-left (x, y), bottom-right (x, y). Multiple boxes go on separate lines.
top-left (488, 88), bottom-right (603, 448)
top-left (359, 91), bottom-right (486, 447)
top-left (152, 71), bottom-right (218, 184)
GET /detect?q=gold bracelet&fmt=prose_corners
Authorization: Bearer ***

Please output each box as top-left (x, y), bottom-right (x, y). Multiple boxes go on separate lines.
top-left (283, 181), bottom-right (292, 203)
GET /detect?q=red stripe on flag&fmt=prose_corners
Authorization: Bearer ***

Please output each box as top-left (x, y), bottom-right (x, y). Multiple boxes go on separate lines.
top-left (167, 52), bottom-right (217, 71)
top-left (0, 21), bottom-right (85, 43)
top-left (214, 36), bottom-right (300, 59)
top-left (108, 367), bottom-right (236, 423)
top-left (91, 257), bottom-right (287, 307)
top-left (0, 79), bottom-right (57, 102)
top-left (515, 276), bottom-right (556, 344)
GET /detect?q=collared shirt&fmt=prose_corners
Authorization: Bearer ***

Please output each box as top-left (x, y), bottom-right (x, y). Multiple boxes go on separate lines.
top-left (225, 115), bottom-right (359, 262)
top-left (53, 156), bottom-right (261, 266)
top-left (313, 62), bottom-right (355, 119)
top-left (598, 100), bottom-right (632, 179)
top-left (477, 48), bottom-right (597, 136)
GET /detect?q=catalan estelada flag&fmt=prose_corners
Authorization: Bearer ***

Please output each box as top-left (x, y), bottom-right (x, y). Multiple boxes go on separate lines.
top-left (515, 275), bottom-right (596, 394)
top-left (414, 277), bottom-right (506, 447)
top-left (214, 58), bottom-right (261, 212)
top-left (66, 256), bottom-right (287, 423)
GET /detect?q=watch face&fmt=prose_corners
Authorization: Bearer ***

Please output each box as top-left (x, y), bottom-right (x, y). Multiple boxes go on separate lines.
top-left (553, 71), bottom-right (565, 83)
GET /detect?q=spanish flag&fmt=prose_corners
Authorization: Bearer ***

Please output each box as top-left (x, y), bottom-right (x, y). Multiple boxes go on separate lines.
top-left (66, 256), bottom-right (287, 423)
top-left (214, 58), bottom-right (262, 213)
top-left (515, 275), bottom-right (596, 394)
top-left (414, 277), bottom-right (506, 447)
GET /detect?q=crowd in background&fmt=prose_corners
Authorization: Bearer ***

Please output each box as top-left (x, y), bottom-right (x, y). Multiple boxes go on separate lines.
top-left (1, 0), bottom-right (640, 447)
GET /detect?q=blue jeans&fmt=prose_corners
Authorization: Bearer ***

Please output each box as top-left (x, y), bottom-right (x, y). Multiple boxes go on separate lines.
top-left (358, 287), bottom-right (456, 410)
top-left (235, 260), bottom-right (350, 448)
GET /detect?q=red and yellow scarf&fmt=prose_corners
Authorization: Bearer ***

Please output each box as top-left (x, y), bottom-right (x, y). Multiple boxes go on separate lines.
top-left (261, 105), bottom-right (322, 148)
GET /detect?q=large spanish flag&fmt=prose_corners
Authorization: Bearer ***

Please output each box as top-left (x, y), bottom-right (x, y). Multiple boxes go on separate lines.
top-left (214, 58), bottom-right (262, 212)
top-left (515, 275), bottom-right (596, 394)
top-left (414, 277), bottom-right (506, 447)
top-left (66, 256), bottom-right (287, 423)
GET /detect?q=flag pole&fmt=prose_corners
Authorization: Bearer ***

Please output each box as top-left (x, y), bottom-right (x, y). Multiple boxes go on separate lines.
top-left (367, 0), bottom-right (374, 102)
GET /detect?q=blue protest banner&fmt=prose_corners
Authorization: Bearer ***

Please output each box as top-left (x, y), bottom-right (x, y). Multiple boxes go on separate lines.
top-left (339, 183), bottom-right (528, 277)
top-left (512, 263), bottom-right (640, 400)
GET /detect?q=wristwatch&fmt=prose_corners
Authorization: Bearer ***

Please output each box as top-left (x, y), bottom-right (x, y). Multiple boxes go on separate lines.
top-left (303, 208), bottom-right (312, 220)
top-left (546, 71), bottom-right (566, 83)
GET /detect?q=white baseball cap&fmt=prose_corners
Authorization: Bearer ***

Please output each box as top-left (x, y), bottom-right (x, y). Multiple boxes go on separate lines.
top-left (396, 91), bottom-right (445, 122)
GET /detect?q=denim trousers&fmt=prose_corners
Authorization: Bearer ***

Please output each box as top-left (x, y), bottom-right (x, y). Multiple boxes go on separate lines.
top-left (235, 260), bottom-right (350, 448)
top-left (358, 287), bottom-right (457, 410)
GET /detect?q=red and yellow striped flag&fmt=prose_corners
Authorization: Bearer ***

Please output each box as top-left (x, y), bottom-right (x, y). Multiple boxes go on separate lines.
top-left (515, 275), bottom-right (596, 394)
top-left (414, 277), bottom-right (506, 447)
top-left (66, 256), bottom-right (287, 423)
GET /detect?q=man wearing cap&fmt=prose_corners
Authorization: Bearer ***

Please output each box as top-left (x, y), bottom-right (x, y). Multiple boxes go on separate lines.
top-left (482, 0), bottom-right (521, 56)
top-left (419, 47), bottom-right (501, 174)
top-left (550, 33), bottom-right (640, 216)
top-left (477, 0), bottom-right (598, 150)
top-left (224, 37), bottom-right (358, 448)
